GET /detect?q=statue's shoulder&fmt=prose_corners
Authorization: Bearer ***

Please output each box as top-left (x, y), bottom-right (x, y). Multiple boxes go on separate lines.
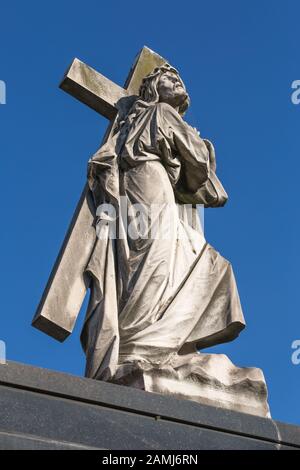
top-left (155, 102), bottom-right (183, 123)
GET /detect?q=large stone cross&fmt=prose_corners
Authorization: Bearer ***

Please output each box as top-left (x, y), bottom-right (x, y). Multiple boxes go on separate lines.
top-left (32, 47), bottom-right (166, 342)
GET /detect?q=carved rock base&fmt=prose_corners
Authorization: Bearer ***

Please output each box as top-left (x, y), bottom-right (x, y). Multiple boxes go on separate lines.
top-left (111, 352), bottom-right (271, 418)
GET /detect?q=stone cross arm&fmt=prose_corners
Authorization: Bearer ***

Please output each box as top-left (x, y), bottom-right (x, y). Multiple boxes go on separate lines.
top-left (32, 47), bottom-right (166, 342)
top-left (59, 58), bottom-right (129, 120)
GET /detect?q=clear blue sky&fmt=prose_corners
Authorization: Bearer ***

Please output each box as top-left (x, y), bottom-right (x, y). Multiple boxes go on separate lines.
top-left (0, 0), bottom-right (299, 425)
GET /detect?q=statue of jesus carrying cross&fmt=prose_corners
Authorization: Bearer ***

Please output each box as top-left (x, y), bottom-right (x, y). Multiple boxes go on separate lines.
top-left (32, 47), bottom-right (270, 418)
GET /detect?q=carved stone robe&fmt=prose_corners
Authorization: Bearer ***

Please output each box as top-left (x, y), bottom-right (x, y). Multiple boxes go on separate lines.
top-left (80, 101), bottom-right (245, 381)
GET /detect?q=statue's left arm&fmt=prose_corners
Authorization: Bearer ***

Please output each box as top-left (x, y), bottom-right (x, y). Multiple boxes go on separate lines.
top-left (156, 102), bottom-right (210, 193)
top-left (156, 102), bottom-right (228, 207)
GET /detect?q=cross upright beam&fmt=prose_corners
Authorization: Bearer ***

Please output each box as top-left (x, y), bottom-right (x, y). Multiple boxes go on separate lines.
top-left (32, 47), bottom-right (167, 342)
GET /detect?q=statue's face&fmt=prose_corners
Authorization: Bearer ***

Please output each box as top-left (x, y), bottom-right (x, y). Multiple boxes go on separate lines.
top-left (157, 72), bottom-right (187, 109)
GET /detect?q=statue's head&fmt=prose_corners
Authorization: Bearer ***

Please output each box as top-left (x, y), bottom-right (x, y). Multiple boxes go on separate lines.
top-left (139, 63), bottom-right (190, 116)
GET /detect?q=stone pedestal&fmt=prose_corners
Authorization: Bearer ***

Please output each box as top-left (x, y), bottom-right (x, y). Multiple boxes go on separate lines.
top-left (112, 353), bottom-right (270, 418)
top-left (0, 361), bottom-right (299, 450)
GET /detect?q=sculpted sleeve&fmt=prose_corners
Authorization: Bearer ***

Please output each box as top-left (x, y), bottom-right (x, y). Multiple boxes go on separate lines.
top-left (156, 102), bottom-right (210, 192)
top-left (156, 102), bottom-right (228, 207)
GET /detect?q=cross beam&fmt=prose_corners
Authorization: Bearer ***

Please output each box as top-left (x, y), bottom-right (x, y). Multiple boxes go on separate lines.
top-left (32, 47), bottom-right (167, 341)
top-left (60, 58), bottom-right (128, 120)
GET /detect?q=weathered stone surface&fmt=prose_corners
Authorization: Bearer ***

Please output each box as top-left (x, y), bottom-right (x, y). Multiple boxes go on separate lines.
top-left (32, 185), bottom-right (95, 341)
top-left (112, 353), bottom-right (270, 418)
top-left (32, 47), bottom-right (167, 341)
top-left (60, 58), bottom-right (129, 120)
top-left (33, 47), bottom-right (272, 418)
top-left (0, 362), bottom-right (299, 450)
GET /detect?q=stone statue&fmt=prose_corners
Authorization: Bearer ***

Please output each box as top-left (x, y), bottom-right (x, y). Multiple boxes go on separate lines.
top-left (32, 48), bottom-right (270, 417)
top-left (81, 64), bottom-right (270, 417)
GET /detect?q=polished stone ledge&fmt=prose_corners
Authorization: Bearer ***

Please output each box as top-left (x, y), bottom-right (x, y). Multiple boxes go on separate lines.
top-left (0, 361), bottom-right (299, 450)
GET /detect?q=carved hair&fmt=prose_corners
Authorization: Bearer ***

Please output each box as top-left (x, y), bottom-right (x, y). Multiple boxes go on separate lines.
top-left (139, 63), bottom-right (190, 116)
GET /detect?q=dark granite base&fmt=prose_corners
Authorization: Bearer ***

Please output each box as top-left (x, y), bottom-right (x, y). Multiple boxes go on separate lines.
top-left (0, 361), bottom-right (299, 450)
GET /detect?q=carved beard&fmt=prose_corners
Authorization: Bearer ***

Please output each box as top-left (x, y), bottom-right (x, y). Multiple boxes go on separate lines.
top-left (161, 89), bottom-right (188, 109)
top-left (174, 89), bottom-right (188, 107)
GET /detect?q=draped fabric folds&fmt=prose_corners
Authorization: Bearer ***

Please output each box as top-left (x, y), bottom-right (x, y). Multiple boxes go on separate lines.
top-left (80, 101), bottom-right (245, 380)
